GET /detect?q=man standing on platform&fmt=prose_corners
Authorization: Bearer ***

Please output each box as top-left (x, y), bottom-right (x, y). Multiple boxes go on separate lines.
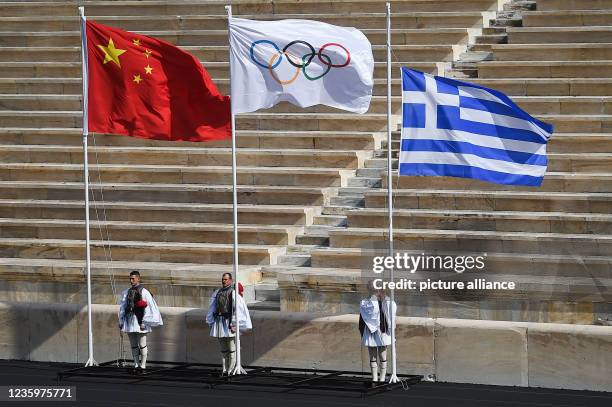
top-left (118, 271), bottom-right (163, 374)
top-left (206, 273), bottom-right (252, 376)
top-left (359, 280), bottom-right (397, 384)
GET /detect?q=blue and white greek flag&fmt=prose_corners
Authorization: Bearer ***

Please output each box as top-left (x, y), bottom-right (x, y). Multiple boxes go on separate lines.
top-left (400, 68), bottom-right (553, 186)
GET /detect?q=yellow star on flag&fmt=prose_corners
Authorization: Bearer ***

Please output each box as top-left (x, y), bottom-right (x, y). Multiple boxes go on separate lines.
top-left (133, 74), bottom-right (142, 84)
top-left (144, 65), bottom-right (153, 75)
top-left (144, 49), bottom-right (153, 58)
top-left (133, 38), bottom-right (141, 46)
top-left (97, 38), bottom-right (126, 67)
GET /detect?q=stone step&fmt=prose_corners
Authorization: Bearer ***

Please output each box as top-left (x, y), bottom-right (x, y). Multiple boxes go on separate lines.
top-left (481, 27), bottom-right (507, 35)
top-left (0, 77), bottom-right (417, 97)
top-left (0, 180), bottom-right (336, 206)
top-left (0, 78), bottom-right (82, 94)
top-left (286, 244), bottom-right (318, 254)
top-left (466, 44), bottom-right (495, 53)
top-left (384, 172), bottom-right (612, 193)
top-left (503, 0), bottom-right (537, 12)
top-left (0, 257), bottom-right (261, 282)
top-left (0, 45), bottom-right (458, 70)
top-left (0, 162), bottom-right (354, 187)
top-left (0, 218), bottom-right (303, 245)
top-left (313, 214), bottom-right (347, 226)
top-left (0, 111), bottom-right (399, 132)
top-left (473, 33), bottom-right (507, 44)
top-left (492, 44), bottom-right (612, 61)
top-left (321, 205), bottom-right (353, 216)
top-left (337, 186), bottom-right (373, 195)
top-left (507, 27), bottom-right (612, 44)
top-left (309, 247), bottom-right (612, 278)
top-left (522, 10), bottom-right (612, 27)
top-left (0, 94), bottom-right (402, 115)
top-left (7, 93), bottom-right (612, 116)
top-left (345, 208), bottom-right (612, 234)
top-left (536, 0), bottom-right (612, 11)
top-left (329, 195), bottom-right (365, 208)
top-left (0, 0), bottom-right (501, 17)
top-left (5, 76), bottom-right (612, 99)
top-left (364, 189), bottom-right (612, 213)
top-left (296, 234), bottom-right (329, 246)
top-left (543, 115), bottom-right (612, 133)
top-left (308, 224), bottom-right (340, 235)
top-left (0, 29), bottom-right (470, 47)
top-left (347, 177), bottom-right (381, 188)
top-left (247, 300), bottom-right (281, 311)
top-left (384, 133), bottom-right (612, 153)
top-left (0, 128), bottom-right (383, 150)
top-left (253, 281), bottom-right (280, 303)
top-left (545, 134), bottom-right (612, 153)
top-left (279, 270), bottom-right (612, 318)
top-left (28, 94), bottom-right (601, 126)
top-left (278, 267), bottom-right (612, 302)
top-left (276, 253), bottom-right (311, 266)
top-left (356, 167), bottom-right (384, 177)
top-left (0, 59), bottom-right (440, 89)
top-left (0, 237), bottom-right (285, 265)
top-left (0, 144), bottom-right (365, 169)
top-left (0, 199), bottom-right (318, 225)
top-left (478, 61), bottom-right (612, 79)
top-left (370, 153), bottom-right (612, 173)
top-left (328, 227), bottom-right (612, 256)
top-left (0, 12), bottom-right (488, 31)
top-left (5, 120), bottom-right (607, 142)
top-left (468, 78), bottom-right (612, 97)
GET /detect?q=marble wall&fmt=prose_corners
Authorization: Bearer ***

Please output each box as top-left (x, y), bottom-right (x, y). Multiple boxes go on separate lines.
top-left (0, 301), bottom-right (610, 392)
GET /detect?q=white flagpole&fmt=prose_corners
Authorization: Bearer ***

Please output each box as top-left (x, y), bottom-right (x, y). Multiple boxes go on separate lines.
top-left (225, 4), bottom-right (246, 376)
top-left (386, 2), bottom-right (398, 384)
top-left (79, 6), bottom-right (97, 368)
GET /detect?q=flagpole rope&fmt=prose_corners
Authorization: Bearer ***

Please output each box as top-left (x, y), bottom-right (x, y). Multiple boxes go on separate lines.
top-left (89, 134), bottom-right (118, 300)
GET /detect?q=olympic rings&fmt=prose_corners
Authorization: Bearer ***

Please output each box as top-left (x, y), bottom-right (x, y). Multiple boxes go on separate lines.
top-left (250, 39), bottom-right (281, 69)
top-left (283, 40), bottom-right (315, 68)
top-left (302, 52), bottom-right (331, 81)
top-left (268, 52), bottom-right (301, 85)
top-left (318, 43), bottom-right (351, 67)
top-left (249, 39), bottom-right (351, 84)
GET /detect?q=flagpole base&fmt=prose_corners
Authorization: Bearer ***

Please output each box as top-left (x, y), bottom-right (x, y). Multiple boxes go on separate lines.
top-left (388, 373), bottom-right (399, 384)
top-left (84, 357), bottom-right (98, 367)
top-left (230, 364), bottom-right (247, 376)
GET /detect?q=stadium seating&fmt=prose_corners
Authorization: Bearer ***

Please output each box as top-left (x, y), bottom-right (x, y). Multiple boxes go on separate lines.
top-left (0, 0), bottom-right (609, 323)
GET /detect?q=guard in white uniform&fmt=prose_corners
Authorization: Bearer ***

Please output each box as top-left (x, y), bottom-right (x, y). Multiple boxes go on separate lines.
top-left (206, 273), bottom-right (252, 375)
top-left (118, 271), bottom-right (163, 373)
top-left (359, 281), bottom-right (396, 383)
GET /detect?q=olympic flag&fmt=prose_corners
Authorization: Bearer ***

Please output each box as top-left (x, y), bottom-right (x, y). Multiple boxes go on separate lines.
top-left (228, 17), bottom-right (374, 114)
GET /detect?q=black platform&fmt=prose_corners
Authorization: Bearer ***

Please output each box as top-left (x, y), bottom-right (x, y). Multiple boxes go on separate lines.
top-left (57, 360), bottom-right (423, 397)
top-left (4, 360), bottom-right (612, 407)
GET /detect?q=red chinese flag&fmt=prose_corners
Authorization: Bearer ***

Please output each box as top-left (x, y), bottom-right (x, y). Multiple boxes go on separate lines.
top-left (86, 21), bottom-right (231, 142)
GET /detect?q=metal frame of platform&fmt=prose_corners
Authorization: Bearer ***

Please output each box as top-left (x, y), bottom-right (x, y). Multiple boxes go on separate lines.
top-left (57, 360), bottom-right (423, 397)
